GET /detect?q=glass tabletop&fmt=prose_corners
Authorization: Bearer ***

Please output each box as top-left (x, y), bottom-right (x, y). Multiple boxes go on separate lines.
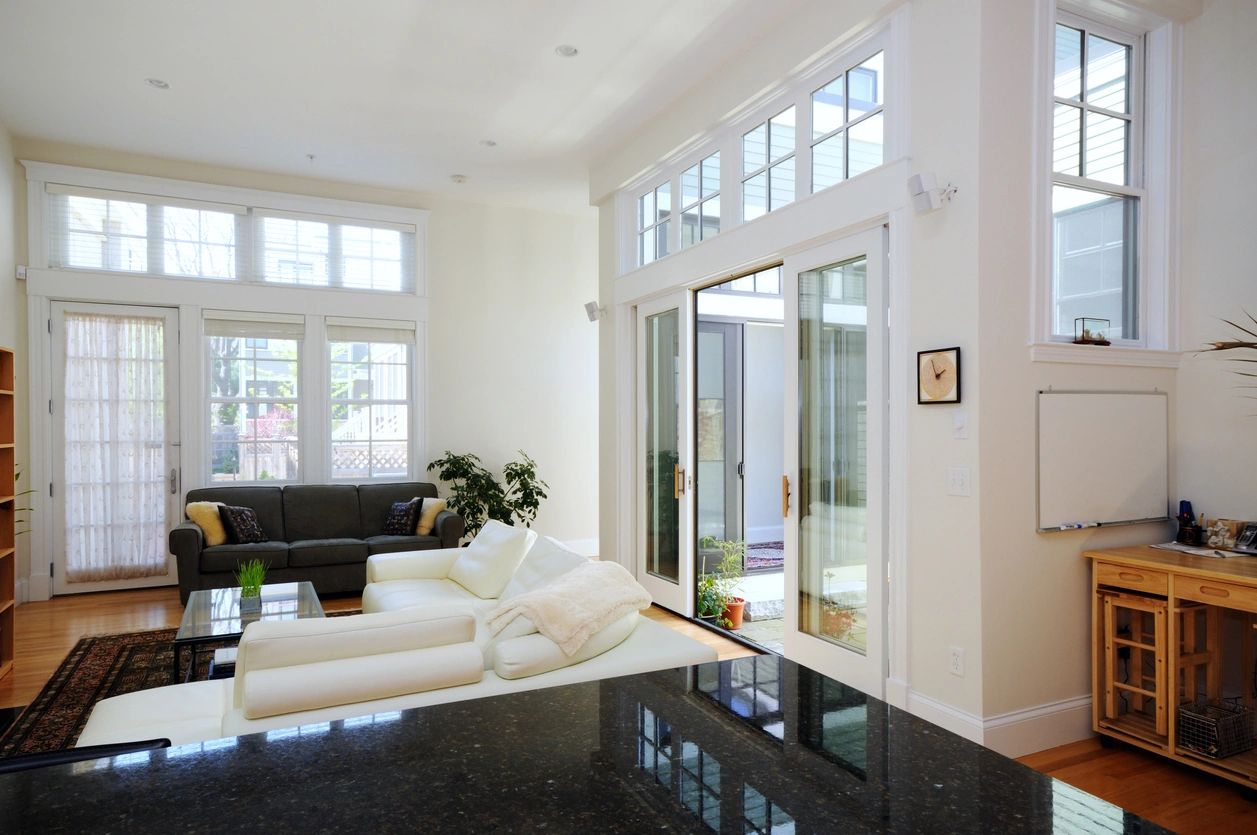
top-left (175, 581), bottom-right (325, 642)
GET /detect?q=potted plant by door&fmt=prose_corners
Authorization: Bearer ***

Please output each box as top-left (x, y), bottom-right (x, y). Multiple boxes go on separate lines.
top-left (697, 540), bottom-right (746, 630)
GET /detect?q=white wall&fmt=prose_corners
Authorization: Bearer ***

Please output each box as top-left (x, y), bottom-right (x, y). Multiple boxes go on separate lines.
top-left (1177, 0), bottom-right (1257, 519)
top-left (744, 323), bottom-right (784, 544)
top-left (6, 139), bottom-right (599, 588)
top-left (0, 121), bottom-right (29, 593)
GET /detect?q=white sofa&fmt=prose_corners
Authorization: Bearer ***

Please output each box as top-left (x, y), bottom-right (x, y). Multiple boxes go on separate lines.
top-left (77, 525), bottom-right (717, 748)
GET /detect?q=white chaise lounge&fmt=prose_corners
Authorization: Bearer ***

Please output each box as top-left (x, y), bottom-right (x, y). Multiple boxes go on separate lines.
top-left (77, 523), bottom-right (717, 748)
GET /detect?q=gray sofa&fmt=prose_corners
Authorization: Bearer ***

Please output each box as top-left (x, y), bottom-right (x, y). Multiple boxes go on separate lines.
top-left (170, 482), bottom-right (464, 604)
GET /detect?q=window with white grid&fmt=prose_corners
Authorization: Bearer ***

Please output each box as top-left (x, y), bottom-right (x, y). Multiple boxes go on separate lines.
top-left (811, 51), bottom-right (885, 192)
top-left (680, 152), bottom-right (721, 249)
top-left (328, 321), bottom-right (415, 480)
top-left (742, 106), bottom-right (796, 221)
top-left (637, 181), bottom-right (672, 266)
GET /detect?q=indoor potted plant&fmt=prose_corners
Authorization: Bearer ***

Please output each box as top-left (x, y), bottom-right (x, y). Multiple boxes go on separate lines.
top-left (427, 450), bottom-right (549, 540)
top-left (236, 559), bottom-right (267, 614)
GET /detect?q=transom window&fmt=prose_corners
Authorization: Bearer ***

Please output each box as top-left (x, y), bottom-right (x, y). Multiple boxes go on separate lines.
top-left (742, 106), bottom-right (796, 220)
top-left (638, 181), bottom-right (671, 266)
top-left (42, 178), bottom-right (420, 294)
top-left (811, 51), bottom-right (885, 192)
top-left (1050, 13), bottom-right (1142, 341)
top-left (680, 152), bottom-right (721, 249)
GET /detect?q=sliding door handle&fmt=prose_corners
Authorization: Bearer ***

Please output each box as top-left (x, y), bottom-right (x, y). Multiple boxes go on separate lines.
top-left (782, 475), bottom-right (790, 518)
top-left (169, 468), bottom-right (178, 495)
top-left (674, 465), bottom-right (685, 499)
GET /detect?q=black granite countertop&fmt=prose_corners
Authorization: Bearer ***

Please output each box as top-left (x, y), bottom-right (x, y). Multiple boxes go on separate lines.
top-left (0, 655), bottom-right (1170, 834)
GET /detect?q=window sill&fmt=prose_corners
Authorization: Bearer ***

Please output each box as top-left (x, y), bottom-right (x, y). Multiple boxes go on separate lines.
top-left (1029, 342), bottom-right (1181, 369)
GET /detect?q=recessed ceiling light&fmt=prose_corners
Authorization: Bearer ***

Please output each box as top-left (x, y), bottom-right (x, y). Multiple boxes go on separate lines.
top-left (145, 78), bottom-right (170, 90)
top-left (554, 44), bottom-right (579, 58)
top-left (479, 139), bottom-right (497, 148)
top-left (450, 174), bottom-right (468, 184)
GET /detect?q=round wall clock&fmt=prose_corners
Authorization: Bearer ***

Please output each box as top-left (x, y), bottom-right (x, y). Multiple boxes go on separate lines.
top-left (918, 347), bottom-right (960, 404)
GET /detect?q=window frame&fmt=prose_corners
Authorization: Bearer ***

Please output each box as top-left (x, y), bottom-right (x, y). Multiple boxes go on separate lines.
top-left (24, 162), bottom-right (428, 297)
top-left (1032, 2), bottom-right (1178, 358)
top-left (741, 105), bottom-right (798, 221)
top-left (810, 49), bottom-right (887, 193)
top-left (327, 335), bottom-right (415, 482)
top-left (679, 151), bottom-right (722, 250)
top-left (637, 180), bottom-right (672, 266)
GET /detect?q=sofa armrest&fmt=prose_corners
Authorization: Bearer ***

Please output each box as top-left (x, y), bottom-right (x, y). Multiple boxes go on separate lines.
top-left (433, 509), bottom-right (465, 548)
top-left (366, 547), bottom-right (462, 583)
top-left (169, 522), bottom-right (204, 605)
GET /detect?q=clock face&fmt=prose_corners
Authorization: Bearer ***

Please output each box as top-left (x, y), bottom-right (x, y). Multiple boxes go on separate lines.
top-left (918, 349), bottom-right (960, 403)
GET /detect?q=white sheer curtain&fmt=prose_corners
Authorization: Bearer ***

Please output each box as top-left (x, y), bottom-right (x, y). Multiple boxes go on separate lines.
top-left (64, 312), bottom-right (169, 582)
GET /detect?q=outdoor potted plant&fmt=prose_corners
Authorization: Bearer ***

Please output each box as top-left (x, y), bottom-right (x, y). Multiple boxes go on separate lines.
top-left (697, 539), bottom-right (746, 630)
top-left (236, 559), bottom-right (267, 614)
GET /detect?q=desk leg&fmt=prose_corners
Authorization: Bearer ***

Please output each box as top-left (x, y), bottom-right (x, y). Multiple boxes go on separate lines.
top-left (171, 643), bottom-right (182, 685)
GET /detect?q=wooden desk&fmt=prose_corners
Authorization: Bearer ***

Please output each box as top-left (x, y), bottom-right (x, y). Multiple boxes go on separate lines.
top-left (1086, 546), bottom-right (1257, 787)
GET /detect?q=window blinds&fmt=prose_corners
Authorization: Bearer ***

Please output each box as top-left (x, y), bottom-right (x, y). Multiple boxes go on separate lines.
top-left (46, 183), bottom-right (418, 293)
top-left (203, 311), bottom-right (306, 340)
top-left (325, 317), bottom-right (416, 345)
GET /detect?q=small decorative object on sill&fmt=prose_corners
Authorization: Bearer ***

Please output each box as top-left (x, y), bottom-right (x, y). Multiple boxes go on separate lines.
top-left (236, 558), bottom-right (267, 614)
top-left (1073, 318), bottom-right (1111, 346)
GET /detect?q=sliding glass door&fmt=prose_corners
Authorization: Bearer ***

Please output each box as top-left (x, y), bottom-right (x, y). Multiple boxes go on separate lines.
top-left (783, 228), bottom-right (886, 695)
top-left (636, 293), bottom-right (694, 614)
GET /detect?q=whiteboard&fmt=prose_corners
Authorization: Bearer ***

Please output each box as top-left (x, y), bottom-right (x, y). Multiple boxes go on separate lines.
top-left (1036, 390), bottom-right (1169, 532)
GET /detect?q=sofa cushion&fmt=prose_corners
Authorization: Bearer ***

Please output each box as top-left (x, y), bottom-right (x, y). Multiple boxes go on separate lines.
top-left (185, 501), bottom-right (227, 547)
top-left (358, 482), bottom-right (439, 536)
top-left (218, 505), bottom-right (269, 544)
top-left (494, 611), bottom-right (639, 680)
top-left (447, 520), bottom-right (537, 599)
top-left (186, 486), bottom-right (285, 541)
top-left (416, 498), bottom-right (447, 536)
top-left (500, 536), bottom-right (587, 600)
top-left (200, 541), bottom-right (290, 573)
top-left (75, 679), bottom-right (230, 749)
top-left (365, 534), bottom-right (442, 555)
top-left (383, 499), bottom-right (422, 535)
top-left (288, 538), bottom-right (369, 568)
top-left (362, 578), bottom-right (482, 613)
top-left (283, 484), bottom-right (363, 541)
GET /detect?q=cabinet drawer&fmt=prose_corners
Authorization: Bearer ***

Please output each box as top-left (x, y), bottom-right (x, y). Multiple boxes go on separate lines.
top-left (1095, 562), bottom-right (1168, 595)
top-left (1175, 577), bottom-right (1257, 614)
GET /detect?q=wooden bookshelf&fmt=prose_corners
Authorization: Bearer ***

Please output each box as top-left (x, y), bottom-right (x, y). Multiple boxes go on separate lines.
top-left (0, 346), bottom-right (14, 681)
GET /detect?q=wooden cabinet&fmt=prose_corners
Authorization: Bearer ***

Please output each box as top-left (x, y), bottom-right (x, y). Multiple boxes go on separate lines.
top-left (0, 346), bottom-right (14, 681)
top-left (1087, 547), bottom-right (1257, 788)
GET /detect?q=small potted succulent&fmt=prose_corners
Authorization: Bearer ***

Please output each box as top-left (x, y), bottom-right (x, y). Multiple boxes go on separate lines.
top-left (236, 559), bottom-right (267, 614)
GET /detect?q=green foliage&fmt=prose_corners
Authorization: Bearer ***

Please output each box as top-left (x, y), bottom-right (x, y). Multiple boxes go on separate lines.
top-left (235, 559), bottom-right (267, 597)
top-left (427, 450), bottom-right (550, 539)
top-left (697, 540), bottom-right (744, 628)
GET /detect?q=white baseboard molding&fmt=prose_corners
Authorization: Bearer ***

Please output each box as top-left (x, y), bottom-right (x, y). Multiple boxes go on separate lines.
top-left (906, 689), bottom-right (984, 743)
top-left (982, 694), bottom-right (1093, 758)
top-left (884, 676), bottom-right (909, 711)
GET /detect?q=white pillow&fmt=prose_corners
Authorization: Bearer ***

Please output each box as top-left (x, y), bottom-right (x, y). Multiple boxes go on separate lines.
top-left (447, 520), bottom-right (538, 599)
top-left (500, 536), bottom-right (588, 600)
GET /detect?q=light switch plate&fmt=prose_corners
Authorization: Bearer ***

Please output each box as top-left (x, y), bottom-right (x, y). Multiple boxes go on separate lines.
top-left (952, 410), bottom-right (968, 439)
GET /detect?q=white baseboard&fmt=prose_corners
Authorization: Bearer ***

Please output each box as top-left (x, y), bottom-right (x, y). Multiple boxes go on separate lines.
top-left (906, 689), bottom-right (984, 743)
top-left (982, 694), bottom-right (1093, 758)
top-left (884, 676), bottom-right (909, 711)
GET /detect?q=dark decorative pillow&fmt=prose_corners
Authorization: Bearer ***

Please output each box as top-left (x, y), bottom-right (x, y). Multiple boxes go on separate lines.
top-left (218, 505), bottom-right (268, 544)
top-left (384, 498), bottom-right (422, 536)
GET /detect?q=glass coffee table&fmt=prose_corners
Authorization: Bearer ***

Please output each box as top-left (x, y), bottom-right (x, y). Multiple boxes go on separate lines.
top-left (173, 582), bottom-right (325, 683)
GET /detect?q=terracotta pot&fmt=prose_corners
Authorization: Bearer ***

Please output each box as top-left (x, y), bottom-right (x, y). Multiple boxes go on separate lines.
top-left (721, 597), bottom-right (747, 630)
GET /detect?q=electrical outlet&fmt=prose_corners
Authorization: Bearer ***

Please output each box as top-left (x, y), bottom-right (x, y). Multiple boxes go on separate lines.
top-left (946, 466), bottom-right (971, 497)
top-left (949, 646), bottom-right (965, 677)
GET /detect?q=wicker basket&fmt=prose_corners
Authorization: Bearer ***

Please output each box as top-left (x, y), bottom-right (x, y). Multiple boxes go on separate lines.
top-left (1177, 700), bottom-right (1255, 759)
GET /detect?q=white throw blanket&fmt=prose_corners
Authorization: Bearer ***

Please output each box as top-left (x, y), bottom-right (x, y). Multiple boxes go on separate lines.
top-left (486, 560), bottom-right (652, 656)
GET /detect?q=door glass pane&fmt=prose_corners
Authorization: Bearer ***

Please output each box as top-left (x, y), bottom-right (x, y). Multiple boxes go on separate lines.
top-left (646, 309), bottom-right (680, 583)
top-left (697, 329), bottom-right (728, 547)
top-left (63, 312), bottom-right (169, 583)
top-left (798, 257), bottom-right (868, 653)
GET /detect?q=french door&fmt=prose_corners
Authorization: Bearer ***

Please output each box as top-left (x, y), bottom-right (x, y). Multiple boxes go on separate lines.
top-left (635, 293), bottom-right (694, 615)
top-left (51, 302), bottom-right (181, 594)
top-left (783, 228), bottom-right (887, 695)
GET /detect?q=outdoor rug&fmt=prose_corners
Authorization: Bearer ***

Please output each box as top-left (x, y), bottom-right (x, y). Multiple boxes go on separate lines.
top-left (745, 541), bottom-right (784, 571)
top-left (0, 609), bottom-right (359, 758)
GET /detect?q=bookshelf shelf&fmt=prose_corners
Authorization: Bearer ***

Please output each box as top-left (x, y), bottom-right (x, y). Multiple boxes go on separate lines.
top-left (0, 346), bottom-right (14, 681)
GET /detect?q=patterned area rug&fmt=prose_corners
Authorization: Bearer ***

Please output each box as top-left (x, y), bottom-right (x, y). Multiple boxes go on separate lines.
top-left (746, 541), bottom-right (784, 571)
top-left (0, 610), bottom-right (359, 758)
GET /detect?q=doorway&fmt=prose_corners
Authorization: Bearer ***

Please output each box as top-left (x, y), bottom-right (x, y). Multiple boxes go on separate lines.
top-left (50, 302), bottom-right (181, 594)
top-left (695, 266), bottom-right (786, 653)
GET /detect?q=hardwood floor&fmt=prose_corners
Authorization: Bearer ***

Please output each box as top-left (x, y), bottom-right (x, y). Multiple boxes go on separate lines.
top-left (6, 589), bottom-right (1249, 833)
top-left (1019, 738), bottom-right (1257, 833)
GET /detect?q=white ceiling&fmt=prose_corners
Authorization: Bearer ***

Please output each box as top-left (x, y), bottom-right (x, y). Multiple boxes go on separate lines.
top-left (0, 0), bottom-right (804, 211)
